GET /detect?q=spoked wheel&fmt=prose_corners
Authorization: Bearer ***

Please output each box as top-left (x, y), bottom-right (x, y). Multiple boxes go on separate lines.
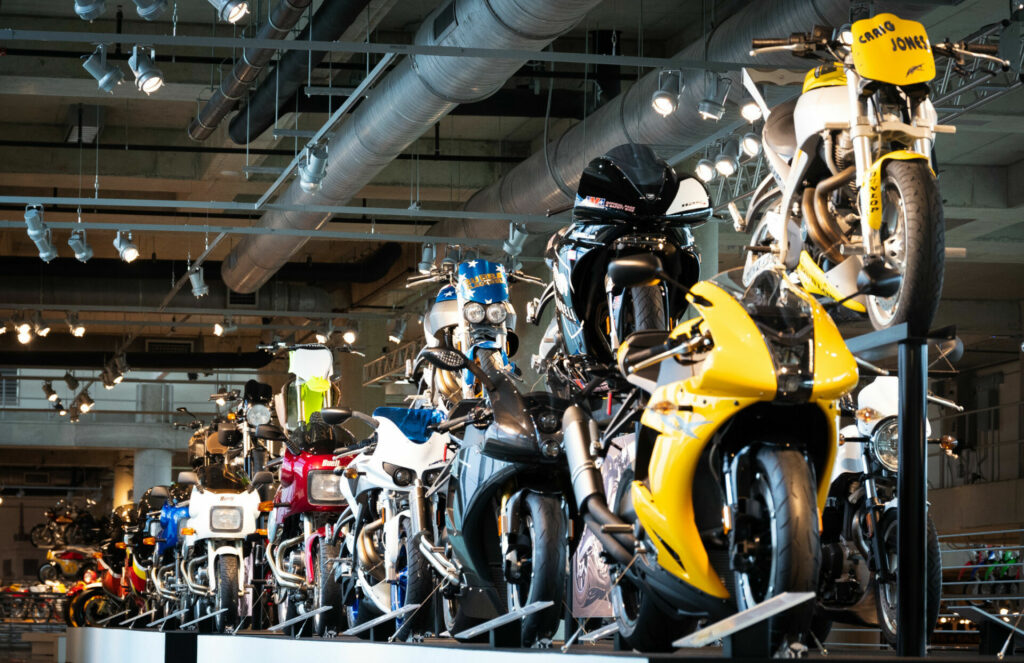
top-left (504, 492), bottom-right (566, 647)
top-left (312, 542), bottom-right (343, 636)
top-left (875, 510), bottom-right (941, 648)
top-left (79, 590), bottom-right (117, 626)
top-left (866, 159), bottom-right (944, 334)
top-left (31, 524), bottom-right (55, 549)
top-left (38, 564), bottom-right (60, 583)
top-left (732, 448), bottom-right (819, 652)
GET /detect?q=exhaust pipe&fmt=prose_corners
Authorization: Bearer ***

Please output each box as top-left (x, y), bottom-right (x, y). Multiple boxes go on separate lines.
top-left (357, 518), bottom-right (385, 581)
top-left (416, 535), bottom-right (461, 586)
top-left (181, 555), bottom-right (213, 596)
top-left (267, 536), bottom-right (305, 589)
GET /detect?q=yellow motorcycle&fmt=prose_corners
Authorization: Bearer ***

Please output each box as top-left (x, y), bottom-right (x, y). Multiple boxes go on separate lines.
top-left (740, 14), bottom-right (1008, 333)
top-left (562, 255), bottom-right (883, 652)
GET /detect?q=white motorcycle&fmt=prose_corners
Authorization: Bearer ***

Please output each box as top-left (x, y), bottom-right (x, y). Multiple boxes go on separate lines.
top-left (815, 375), bottom-right (961, 647)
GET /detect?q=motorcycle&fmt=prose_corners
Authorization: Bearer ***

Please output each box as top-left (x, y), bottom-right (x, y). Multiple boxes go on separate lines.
top-left (146, 483), bottom-right (193, 628)
top-left (533, 144), bottom-right (707, 397)
top-left (741, 15), bottom-right (1009, 332)
top-left (70, 504), bottom-right (144, 626)
top-left (38, 546), bottom-right (97, 583)
top-left (559, 258), bottom-right (883, 652)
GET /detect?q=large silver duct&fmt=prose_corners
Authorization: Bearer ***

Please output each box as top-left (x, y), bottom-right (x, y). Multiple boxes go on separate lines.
top-left (221, 0), bottom-right (603, 294)
top-left (450, 0), bottom-right (926, 239)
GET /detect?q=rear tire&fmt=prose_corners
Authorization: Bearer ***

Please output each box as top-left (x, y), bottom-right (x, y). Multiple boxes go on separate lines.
top-left (876, 511), bottom-right (941, 648)
top-left (38, 564), bottom-right (59, 583)
top-left (505, 492), bottom-right (566, 647)
top-left (31, 524), bottom-right (54, 549)
top-left (630, 285), bottom-right (666, 333)
top-left (612, 577), bottom-right (695, 652)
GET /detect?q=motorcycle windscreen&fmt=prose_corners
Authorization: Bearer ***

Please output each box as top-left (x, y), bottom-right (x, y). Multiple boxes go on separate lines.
top-left (457, 260), bottom-right (509, 304)
top-left (852, 13), bottom-right (935, 85)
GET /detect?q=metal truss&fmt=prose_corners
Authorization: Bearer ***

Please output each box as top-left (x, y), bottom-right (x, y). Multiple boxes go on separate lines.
top-left (362, 340), bottom-right (420, 386)
top-left (931, 23), bottom-right (1024, 123)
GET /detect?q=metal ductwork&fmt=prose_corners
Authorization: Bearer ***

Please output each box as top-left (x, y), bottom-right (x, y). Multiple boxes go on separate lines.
top-left (449, 0), bottom-right (930, 239)
top-left (188, 0), bottom-right (313, 142)
top-left (228, 0), bottom-right (373, 145)
top-left (220, 0), bottom-right (604, 294)
top-left (0, 351), bottom-right (275, 370)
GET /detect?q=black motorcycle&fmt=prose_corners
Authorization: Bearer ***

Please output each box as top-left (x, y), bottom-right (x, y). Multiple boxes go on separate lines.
top-left (532, 144), bottom-right (710, 397)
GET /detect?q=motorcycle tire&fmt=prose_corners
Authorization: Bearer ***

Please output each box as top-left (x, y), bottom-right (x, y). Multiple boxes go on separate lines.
top-left (875, 510), bottom-right (941, 648)
top-left (79, 590), bottom-right (116, 626)
top-left (865, 159), bottom-right (944, 335)
top-left (630, 285), bottom-right (666, 333)
top-left (38, 563), bottom-right (59, 584)
top-left (313, 542), bottom-right (344, 636)
top-left (277, 592), bottom-right (299, 637)
top-left (346, 593), bottom-right (395, 640)
top-left (30, 524), bottom-right (54, 549)
top-left (392, 519), bottom-right (433, 641)
top-left (505, 492), bottom-right (566, 647)
top-left (733, 447), bottom-right (819, 651)
top-left (64, 523), bottom-right (84, 546)
top-left (214, 556), bottom-right (240, 632)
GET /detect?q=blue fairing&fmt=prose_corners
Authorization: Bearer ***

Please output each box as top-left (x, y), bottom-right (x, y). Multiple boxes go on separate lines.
top-left (457, 260), bottom-right (508, 305)
top-left (372, 407), bottom-right (445, 444)
top-left (157, 502), bottom-right (189, 556)
top-left (436, 285), bottom-right (457, 302)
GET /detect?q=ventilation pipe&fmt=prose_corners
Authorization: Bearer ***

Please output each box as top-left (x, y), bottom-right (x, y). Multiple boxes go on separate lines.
top-left (447, 0), bottom-right (930, 240)
top-left (188, 0), bottom-right (313, 142)
top-left (220, 0), bottom-right (604, 294)
top-left (228, 0), bottom-right (373, 145)
top-left (0, 351), bottom-right (275, 370)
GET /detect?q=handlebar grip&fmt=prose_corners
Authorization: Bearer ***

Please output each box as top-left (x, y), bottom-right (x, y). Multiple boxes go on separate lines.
top-left (623, 341), bottom-right (674, 369)
top-left (751, 38), bottom-right (790, 48)
top-left (964, 43), bottom-right (999, 55)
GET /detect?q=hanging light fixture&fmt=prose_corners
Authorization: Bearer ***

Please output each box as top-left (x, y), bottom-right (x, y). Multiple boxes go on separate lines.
top-left (388, 318), bottom-right (407, 345)
top-left (131, 0), bottom-right (166, 20)
top-left (69, 405), bottom-right (80, 423)
top-left (14, 314), bottom-right (33, 345)
top-left (189, 265), bottom-right (209, 298)
top-left (213, 318), bottom-right (237, 337)
top-left (67, 312), bottom-right (86, 338)
top-left (82, 44), bottom-right (124, 94)
top-left (74, 0), bottom-right (106, 21)
top-left (113, 230), bottom-right (139, 263)
top-left (298, 143), bottom-right (328, 193)
top-left (129, 45), bottom-right (164, 95)
top-left (77, 390), bottom-right (95, 414)
top-left (714, 138), bottom-right (740, 178)
top-left (698, 73), bottom-right (732, 121)
top-left (417, 244), bottom-right (436, 275)
top-left (651, 69), bottom-right (684, 117)
top-left (342, 327), bottom-right (357, 345)
top-left (24, 205), bottom-right (58, 263)
top-left (64, 372), bottom-right (80, 391)
top-left (42, 381), bottom-right (59, 402)
top-left (206, 0), bottom-right (249, 24)
top-left (740, 132), bottom-right (762, 158)
top-left (55, 401), bottom-right (68, 417)
top-left (68, 229), bottom-right (93, 263)
top-left (314, 326), bottom-right (330, 344)
top-left (739, 85), bottom-right (764, 123)
top-left (112, 356), bottom-right (126, 384)
top-left (695, 159), bottom-right (716, 183)
top-left (31, 312), bottom-right (51, 338)
top-left (101, 368), bottom-right (117, 390)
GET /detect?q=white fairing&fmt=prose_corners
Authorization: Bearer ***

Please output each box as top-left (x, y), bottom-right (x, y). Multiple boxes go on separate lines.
top-left (351, 418), bottom-right (449, 494)
top-left (856, 376), bottom-right (931, 438)
top-left (665, 176), bottom-right (710, 215)
top-left (792, 85), bottom-right (848, 147)
top-left (183, 487), bottom-right (260, 546)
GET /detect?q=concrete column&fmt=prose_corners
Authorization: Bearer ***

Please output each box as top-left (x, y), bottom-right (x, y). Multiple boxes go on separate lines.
top-left (693, 221), bottom-right (720, 281)
top-left (508, 259), bottom-right (551, 390)
top-left (133, 449), bottom-right (172, 499)
top-left (112, 453), bottom-right (134, 507)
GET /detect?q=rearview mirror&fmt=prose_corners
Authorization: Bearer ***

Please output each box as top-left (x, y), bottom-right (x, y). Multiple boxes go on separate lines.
top-left (176, 471), bottom-right (198, 486)
top-left (256, 424), bottom-right (287, 441)
top-left (320, 408), bottom-right (353, 426)
top-left (149, 486), bottom-right (169, 499)
top-left (607, 254), bottom-right (664, 288)
top-left (856, 260), bottom-right (901, 298)
top-left (420, 347), bottom-right (469, 372)
top-left (252, 471), bottom-right (274, 486)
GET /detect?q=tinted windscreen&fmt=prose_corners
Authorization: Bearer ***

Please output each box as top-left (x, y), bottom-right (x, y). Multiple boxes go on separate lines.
top-left (197, 463), bottom-right (248, 492)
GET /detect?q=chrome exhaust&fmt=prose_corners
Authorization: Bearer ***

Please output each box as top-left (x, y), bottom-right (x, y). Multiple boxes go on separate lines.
top-left (181, 555), bottom-right (213, 596)
top-left (267, 536), bottom-right (305, 589)
top-left (357, 518), bottom-right (385, 581)
top-left (416, 536), bottom-right (461, 586)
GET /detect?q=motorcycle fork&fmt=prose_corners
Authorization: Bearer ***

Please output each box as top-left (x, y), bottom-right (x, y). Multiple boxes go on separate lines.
top-left (724, 452), bottom-right (758, 571)
top-left (859, 455), bottom-right (892, 583)
top-left (846, 67), bottom-right (883, 256)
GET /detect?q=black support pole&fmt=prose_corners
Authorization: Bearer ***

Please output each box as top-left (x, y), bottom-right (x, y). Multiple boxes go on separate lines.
top-left (897, 338), bottom-right (928, 656)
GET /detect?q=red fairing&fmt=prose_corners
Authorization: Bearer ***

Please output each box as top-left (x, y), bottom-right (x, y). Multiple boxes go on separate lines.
top-left (273, 449), bottom-right (353, 526)
top-left (303, 525), bottom-right (328, 584)
top-left (60, 550), bottom-right (85, 561)
top-left (126, 563), bottom-right (146, 593)
top-left (101, 569), bottom-right (125, 598)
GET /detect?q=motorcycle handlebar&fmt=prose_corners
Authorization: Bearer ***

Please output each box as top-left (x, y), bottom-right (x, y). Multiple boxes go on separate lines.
top-left (751, 37), bottom-right (791, 48)
top-left (963, 43), bottom-right (999, 55)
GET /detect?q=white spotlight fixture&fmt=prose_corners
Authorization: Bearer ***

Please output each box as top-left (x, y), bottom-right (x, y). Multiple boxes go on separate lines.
top-left (131, 0), bottom-right (166, 20)
top-left (207, 0), bottom-right (249, 24)
top-left (342, 328), bottom-right (357, 345)
top-left (113, 230), bottom-right (139, 263)
top-left (55, 401), bottom-right (69, 417)
top-left (695, 159), bottom-right (716, 183)
top-left (69, 406), bottom-right (81, 423)
top-left (129, 45), bottom-right (164, 95)
top-left (388, 318), bottom-right (407, 345)
top-left (651, 69), bottom-right (684, 117)
top-left (64, 371), bottom-right (80, 391)
top-left (101, 368), bottom-right (116, 390)
top-left (24, 205), bottom-right (58, 263)
top-left (82, 44), bottom-right (124, 94)
top-left (67, 312), bottom-right (86, 338)
top-left (68, 229), bottom-right (93, 263)
top-left (714, 138), bottom-right (740, 178)
top-left (77, 390), bottom-right (95, 414)
top-left (417, 244), bottom-right (436, 275)
top-left (14, 314), bottom-right (32, 344)
top-left (698, 73), bottom-right (732, 121)
top-left (741, 132), bottom-right (762, 158)
top-left (43, 381), bottom-right (59, 402)
top-left (112, 356), bottom-right (126, 384)
top-left (213, 318), bottom-right (236, 337)
top-left (189, 265), bottom-right (209, 298)
top-left (314, 327), bottom-right (330, 344)
top-left (739, 88), bottom-right (764, 123)
top-left (32, 312), bottom-right (51, 338)
top-left (75, 0), bottom-right (106, 21)
top-left (298, 143), bottom-right (328, 193)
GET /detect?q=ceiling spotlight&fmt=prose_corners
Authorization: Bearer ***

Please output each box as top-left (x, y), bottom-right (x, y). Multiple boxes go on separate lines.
top-left (314, 327), bottom-right (330, 344)
top-left (77, 390), bottom-right (95, 414)
top-left (417, 244), bottom-right (436, 275)
top-left (68, 229), bottom-right (93, 263)
top-left (388, 318), bottom-right (407, 345)
top-left (695, 158), bottom-right (716, 182)
top-left (207, 0), bottom-right (249, 23)
top-left (651, 69), bottom-right (684, 117)
top-left (213, 318), bottom-right (236, 337)
top-left (14, 315), bottom-right (32, 345)
top-left (739, 87), bottom-right (764, 123)
top-left (24, 205), bottom-right (58, 263)
top-left (69, 406), bottom-right (80, 423)
top-left (131, 0), bottom-right (167, 20)
top-left (188, 265), bottom-right (209, 298)
top-left (129, 45), bottom-right (164, 95)
top-left (698, 73), bottom-right (732, 121)
top-left (32, 312), bottom-right (51, 338)
top-left (67, 312), bottom-right (86, 338)
top-left (342, 328), bottom-right (357, 345)
top-left (55, 401), bottom-right (68, 416)
top-left (64, 371), bottom-right (80, 391)
top-left (112, 356), bottom-right (126, 384)
top-left (43, 381), bottom-right (59, 402)
top-left (113, 230), bottom-right (139, 263)
top-left (741, 132), bottom-right (762, 158)
top-left (82, 44), bottom-right (125, 94)
top-left (715, 138), bottom-right (740, 178)
top-left (298, 143), bottom-right (328, 193)
top-left (0, 325), bottom-right (5, 336)
top-left (101, 368), bottom-right (116, 390)
top-left (74, 0), bottom-right (106, 21)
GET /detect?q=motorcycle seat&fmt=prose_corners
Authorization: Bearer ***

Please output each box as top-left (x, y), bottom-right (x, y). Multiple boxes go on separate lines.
top-left (763, 98), bottom-right (797, 161)
top-left (371, 407), bottom-right (444, 444)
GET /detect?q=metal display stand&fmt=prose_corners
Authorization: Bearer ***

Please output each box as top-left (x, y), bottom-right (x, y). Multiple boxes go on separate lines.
top-left (119, 608), bottom-right (157, 627)
top-left (846, 322), bottom-right (952, 657)
top-left (340, 603), bottom-right (419, 641)
top-left (953, 605), bottom-right (1024, 657)
top-left (148, 607), bottom-right (189, 630)
top-left (178, 607), bottom-right (226, 630)
top-left (672, 591), bottom-right (815, 657)
top-left (452, 600), bottom-right (553, 647)
top-left (267, 605), bottom-right (333, 637)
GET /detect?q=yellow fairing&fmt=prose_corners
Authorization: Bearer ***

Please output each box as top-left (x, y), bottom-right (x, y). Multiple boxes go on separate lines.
top-left (631, 279), bottom-right (854, 599)
top-left (802, 64), bottom-right (847, 93)
top-left (852, 13), bottom-right (935, 85)
top-left (863, 150), bottom-right (930, 230)
top-left (132, 556), bottom-right (148, 580)
top-left (796, 251), bottom-right (866, 313)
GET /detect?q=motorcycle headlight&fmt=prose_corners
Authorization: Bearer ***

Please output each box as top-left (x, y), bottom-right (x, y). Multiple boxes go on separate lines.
top-left (246, 404), bottom-right (272, 428)
top-left (485, 303), bottom-right (507, 324)
top-left (464, 302), bottom-right (485, 324)
top-left (382, 462), bottom-right (414, 487)
top-left (871, 417), bottom-right (899, 472)
top-left (210, 506), bottom-right (243, 532)
top-left (307, 470), bottom-right (345, 504)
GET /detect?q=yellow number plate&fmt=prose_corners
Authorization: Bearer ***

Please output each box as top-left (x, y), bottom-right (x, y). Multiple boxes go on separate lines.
top-left (852, 13), bottom-right (935, 85)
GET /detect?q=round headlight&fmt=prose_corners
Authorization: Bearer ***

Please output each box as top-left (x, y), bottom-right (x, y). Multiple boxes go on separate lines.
top-left (464, 302), bottom-right (485, 324)
top-left (485, 303), bottom-right (508, 324)
top-left (392, 467), bottom-right (413, 487)
top-left (246, 403), bottom-right (271, 427)
top-left (871, 417), bottom-right (899, 472)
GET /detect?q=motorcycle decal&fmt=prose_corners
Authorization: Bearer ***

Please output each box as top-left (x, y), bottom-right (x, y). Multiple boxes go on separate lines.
top-left (852, 13), bottom-right (935, 85)
top-left (802, 64), bottom-right (848, 93)
top-left (457, 259), bottom-right (509, 304)
top-left (796, 251), bottom-right (867, 313)
top-left (863, 150), bottom-right (930, 230)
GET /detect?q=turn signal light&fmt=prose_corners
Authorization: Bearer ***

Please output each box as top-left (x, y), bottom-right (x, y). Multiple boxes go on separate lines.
top-left (258, 501), bottom-right (274, 513)
top-left (180, 527), bottom-right (195, 536)
top-left (92, 552), bottom-right (104, 559)
top-left (344, 467), bottom-right (360, 480)
top-left (855, 407), bottom-right (882, 423)
top-left (227, 412), bottom-right (236, 420)
top-left (142, 537), bottom-right (156, 545)
top-left (255, 528), bottom-right (268, 536)
top-left (115, 542), bottom-right (127, 549)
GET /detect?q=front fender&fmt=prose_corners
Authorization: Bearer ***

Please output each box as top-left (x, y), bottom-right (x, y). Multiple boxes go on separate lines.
top-left (207, 542), bottom-right (245, 595)
top-left (863, 150), bottom-right (930, 230)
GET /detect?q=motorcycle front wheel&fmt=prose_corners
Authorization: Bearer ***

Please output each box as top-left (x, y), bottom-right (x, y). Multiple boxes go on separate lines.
top-left (38, 563), bottom-right (59, 583)
top-left (312, 542), bottom-right (343, 636)
top-left (505, 492), bottom-right (566, 647)
top-left (733, 448), bottom-right (820, 651)
top-left (391, 518), bottom-right (433, 641)
top-left (876, 510), bottom-right (941, 648)
top-left (30, 524), bottom-right (54, 549)
top-left (866, 159), bottom-right (944, 334)
top-left (214, 556), bottom-right (239, 632)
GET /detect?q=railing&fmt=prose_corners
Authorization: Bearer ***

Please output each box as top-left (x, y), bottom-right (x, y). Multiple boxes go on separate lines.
top-left (929, 399), bottom-right (1024, 489)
